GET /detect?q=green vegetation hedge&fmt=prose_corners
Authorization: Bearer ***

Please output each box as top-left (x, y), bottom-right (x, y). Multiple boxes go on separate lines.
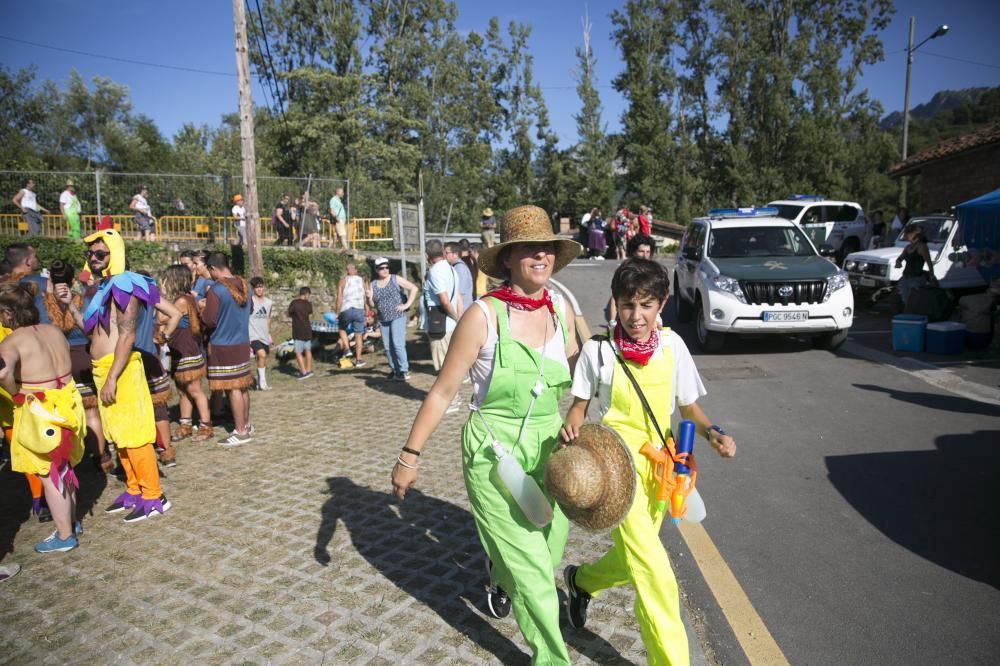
top-left (0, 238), bottom-right (369, 290)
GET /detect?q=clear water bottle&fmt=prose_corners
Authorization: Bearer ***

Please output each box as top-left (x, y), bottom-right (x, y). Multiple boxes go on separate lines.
top-left (492, 441), bottom-right (552, 528)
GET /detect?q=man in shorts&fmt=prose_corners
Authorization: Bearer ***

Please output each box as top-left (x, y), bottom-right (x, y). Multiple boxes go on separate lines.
top-left (287, 286), bottom-right (314, 379)
top-left (11, 179), bottom-right (49, 237)
top-left (328, 187), bottom-right (348, 250)
top-left (248, 277), bottom-right (272, 390)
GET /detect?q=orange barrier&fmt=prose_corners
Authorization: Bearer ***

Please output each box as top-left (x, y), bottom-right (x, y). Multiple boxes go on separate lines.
top-left (348, 217), bottom-right (392, 244)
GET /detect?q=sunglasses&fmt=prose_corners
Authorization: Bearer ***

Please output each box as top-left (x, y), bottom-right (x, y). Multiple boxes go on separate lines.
top-left (376, 265), bottom-right (389, 270)
top-left (86, 250), bottom-right (110, 260)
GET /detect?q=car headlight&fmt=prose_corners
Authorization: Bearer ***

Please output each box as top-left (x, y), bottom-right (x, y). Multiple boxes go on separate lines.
top-left (711, 275), bottom-right (746, 303)
top-left (823, 271), bottom-right (849, 302)
top-left (856, 261), bottom-right (868, 273)
top-left (844, 260), bottom-right (856, 271)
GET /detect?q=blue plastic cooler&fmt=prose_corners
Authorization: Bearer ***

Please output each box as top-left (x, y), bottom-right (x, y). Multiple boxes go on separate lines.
top-left (892, 314), bottom-right (927, 352)
top-left (925, 321), bottom-right (966, 355)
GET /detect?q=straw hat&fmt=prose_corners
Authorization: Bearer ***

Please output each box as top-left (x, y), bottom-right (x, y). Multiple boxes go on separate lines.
top-left (482, 207), bottom-right (494, 217)
top-left (65, 179), bottom-right (75, 188)
top-left (477, 205), bottom-right (581, 280)
top-left (544, 423), bottom-right (636, 531)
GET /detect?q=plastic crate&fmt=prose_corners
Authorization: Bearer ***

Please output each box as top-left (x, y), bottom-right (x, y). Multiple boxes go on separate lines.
top-left (892, 314), bottom-right (927, 352)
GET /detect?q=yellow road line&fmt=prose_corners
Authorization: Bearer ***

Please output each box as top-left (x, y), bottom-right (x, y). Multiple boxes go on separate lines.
top-left (678, 522), bottom-right (789, 665)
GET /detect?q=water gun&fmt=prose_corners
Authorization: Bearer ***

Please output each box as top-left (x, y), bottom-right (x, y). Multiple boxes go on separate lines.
top-left (638, 419), bottom-right (699, 522)
top-left (670, 420), bottom-right (697, 524)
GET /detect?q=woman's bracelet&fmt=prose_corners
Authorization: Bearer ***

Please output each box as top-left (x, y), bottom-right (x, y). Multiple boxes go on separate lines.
top-left (401, 446), bottom-right (421, 457)
top-left (396, 455), bottom-right (418, 470)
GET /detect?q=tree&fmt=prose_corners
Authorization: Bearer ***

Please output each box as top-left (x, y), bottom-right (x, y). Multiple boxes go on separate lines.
top-left (572, 10), bottom-right (615, 215)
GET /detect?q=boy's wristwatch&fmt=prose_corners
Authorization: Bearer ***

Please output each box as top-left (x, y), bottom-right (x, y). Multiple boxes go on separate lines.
top-left (706, 424), bottom-right (726, 440)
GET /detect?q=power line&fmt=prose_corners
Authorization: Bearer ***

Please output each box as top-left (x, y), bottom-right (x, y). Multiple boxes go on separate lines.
top-left (243, 0), bottom-right (281, 117)
top-left (921, 51), bottom-right (1000, 70)
top-left (0, 34), bottom-right (249, 79)
top-left (253, 0), bottom-right (287, 115)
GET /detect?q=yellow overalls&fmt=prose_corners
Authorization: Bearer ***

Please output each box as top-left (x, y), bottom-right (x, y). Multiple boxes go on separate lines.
top-left (575, 330), bottom-right (689, 666)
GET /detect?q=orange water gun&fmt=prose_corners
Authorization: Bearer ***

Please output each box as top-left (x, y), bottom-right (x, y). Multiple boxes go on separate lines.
top-left (638, 420), bottom-right (698, 522)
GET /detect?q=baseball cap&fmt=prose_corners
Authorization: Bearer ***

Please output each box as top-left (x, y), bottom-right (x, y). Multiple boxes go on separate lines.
top-left (374, 256), bottom-right (389, 267)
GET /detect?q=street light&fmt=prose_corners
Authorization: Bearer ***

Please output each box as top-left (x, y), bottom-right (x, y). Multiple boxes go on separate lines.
top-left (900, 18), bottom-right (949, 205)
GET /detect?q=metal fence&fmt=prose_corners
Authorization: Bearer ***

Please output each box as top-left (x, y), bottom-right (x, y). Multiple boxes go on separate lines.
top-left (0, 170), bottom-right (381, 243)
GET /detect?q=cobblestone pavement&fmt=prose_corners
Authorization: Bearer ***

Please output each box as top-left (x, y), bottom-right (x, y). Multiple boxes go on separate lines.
top-left (0, 334), bottom-right (697, 665)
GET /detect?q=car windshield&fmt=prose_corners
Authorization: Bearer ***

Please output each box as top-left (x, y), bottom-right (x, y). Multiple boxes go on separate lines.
top-left (771, 204), bottom-right (803, 221)
top-left (894, 217), bottom-right (954, 245)
top-left (708, 226), bottom-right (816, 258)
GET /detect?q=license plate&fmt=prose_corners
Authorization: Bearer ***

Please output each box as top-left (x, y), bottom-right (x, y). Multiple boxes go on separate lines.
top-left (763, 311), bottom-right (808, 322)
top-left (859, 277), bottom-right (875, 287)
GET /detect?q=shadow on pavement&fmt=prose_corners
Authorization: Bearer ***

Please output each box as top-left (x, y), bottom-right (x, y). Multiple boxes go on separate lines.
top-left (853, 383), bottom-right (1000, 418)
top-left (826, 429), bottom-right (1000, 590)
top-left (363, 376), bottom-right (427, 401)
top-left (314, 477), bottom-right (628, 664)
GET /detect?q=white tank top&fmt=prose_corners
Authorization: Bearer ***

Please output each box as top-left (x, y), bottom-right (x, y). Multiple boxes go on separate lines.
top-left (469, 296), bottom-right (569, 406)
top-left (340, 275), bottom-right (365, 311)
top-left (20, 189), bottom-right (38, 212)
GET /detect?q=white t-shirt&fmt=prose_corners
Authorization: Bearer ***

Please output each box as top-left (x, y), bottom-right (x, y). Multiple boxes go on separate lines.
top-left (425, 259), bottom-right (459, 333)
top-left (468, 297), bottom-right (569, 406)
top-left (19, 189), bottom-right (38, 212)
top-left (60, 190), bottom-right (80, 214)
top-left (132, 194), bottom-right (151, 215)
top-left (232, 204), bottom-right (246, 227)
top-left (572, 330), bottom-right (706, 417)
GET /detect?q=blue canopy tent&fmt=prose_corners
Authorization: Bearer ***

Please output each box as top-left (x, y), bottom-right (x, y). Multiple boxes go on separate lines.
top-left (959, 187), bottom-right (1000, 250)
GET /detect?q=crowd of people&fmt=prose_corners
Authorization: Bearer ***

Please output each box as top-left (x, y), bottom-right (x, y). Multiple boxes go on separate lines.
top-left (269, 186), bottom-right (348, 250)
top-left (2, 200), bottom-right (739, 665)
top-left (577, 204), bottom-right (653, 260)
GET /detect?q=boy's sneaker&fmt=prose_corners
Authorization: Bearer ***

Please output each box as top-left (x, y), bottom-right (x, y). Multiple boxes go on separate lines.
top-left (296, 371), bottom-right (313, 380)
top-left (394, 372), bottom-right (411, 382)
top-left (218, 430), bottom-right (252, 447)
top-left (159, 449), bottom-right (178, 468)
top-left (485, 560), bottom-right (511, 619)
top-left (564, 565), bottom-right (591, 629)
top-left (34, 532), bottom-right (78, 553)
top-left (353, 359), bottom-right (366, 368)
top-left (105, 491), bottom-right (140, 514)
top-left (123, 495), bottom-right (171, 523)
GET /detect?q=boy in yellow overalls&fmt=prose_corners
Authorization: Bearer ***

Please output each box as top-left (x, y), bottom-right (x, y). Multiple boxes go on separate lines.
top-left (559, 258), bottom-right (737, 665)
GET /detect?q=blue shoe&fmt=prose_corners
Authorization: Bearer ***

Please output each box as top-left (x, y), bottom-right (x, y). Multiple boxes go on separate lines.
top-left (35, 532), bottom-right (78, 554)
top-left (49, 521), bottom-right (83, 540)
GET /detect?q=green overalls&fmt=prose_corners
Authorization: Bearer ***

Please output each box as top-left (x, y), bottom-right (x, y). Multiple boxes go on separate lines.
top-left (461, 297), bottom-right (571, 665)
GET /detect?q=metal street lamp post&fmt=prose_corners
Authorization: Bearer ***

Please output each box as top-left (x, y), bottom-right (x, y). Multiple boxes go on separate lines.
top-left (900, 17), bottom-right (949, 206)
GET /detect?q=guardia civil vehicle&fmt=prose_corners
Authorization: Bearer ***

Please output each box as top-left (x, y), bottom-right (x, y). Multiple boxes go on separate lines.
top-left (767, 195), bottom-right (865, 264)
top-left (674, 207), bottom-right (854, 352)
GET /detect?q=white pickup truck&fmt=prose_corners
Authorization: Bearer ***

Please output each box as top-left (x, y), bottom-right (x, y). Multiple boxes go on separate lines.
top-left (844, 215), bottom-right (987, 299)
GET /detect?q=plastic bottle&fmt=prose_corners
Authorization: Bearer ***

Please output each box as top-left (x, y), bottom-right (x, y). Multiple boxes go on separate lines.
top-left (492, 441), bottom-right (553, 528)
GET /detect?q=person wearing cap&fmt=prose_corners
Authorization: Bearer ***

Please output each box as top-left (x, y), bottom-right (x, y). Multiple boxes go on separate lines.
top-left (231, 194), bottom-right (247, 245)
top-left (59, 180), bottom-right (82, 240)
top-left (366, 257), bottom-right (419, 381)
top-left (480, 207), bottom-right (496, 248)
top-left (392, 205), bottom-right (581, 665)
top-left (558, 258), bottom-right (736, 665)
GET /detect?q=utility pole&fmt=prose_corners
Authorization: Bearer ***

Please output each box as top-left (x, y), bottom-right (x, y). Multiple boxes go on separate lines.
top-left (232, 0), bottom-right (263, 278)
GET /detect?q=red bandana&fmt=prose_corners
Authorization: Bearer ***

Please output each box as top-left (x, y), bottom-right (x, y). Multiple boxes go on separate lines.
top-left (614, 322), bottom-right (659, 366)
top-left (485, 283), bottom-right (555, 315)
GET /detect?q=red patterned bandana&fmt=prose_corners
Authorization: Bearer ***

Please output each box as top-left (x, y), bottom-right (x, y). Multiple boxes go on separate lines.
top-left (614, 321), bottom-right (659, 366)
top-left (485, 283), bottom-right (555, 315)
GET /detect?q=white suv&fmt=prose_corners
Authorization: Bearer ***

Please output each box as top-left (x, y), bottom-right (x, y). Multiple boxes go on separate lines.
top-left (767, 195), bottom-right (865, 264)
top-left (673, 207), bottom-right (855, 352)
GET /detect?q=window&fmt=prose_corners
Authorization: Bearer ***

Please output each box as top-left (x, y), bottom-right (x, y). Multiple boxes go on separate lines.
top-left (834, 204), bottom-right (861, 222)
top-left (708, 226), bottom-right (816, 258)
top-left (773, 204), bottom-right (803, 221)
top-left (801, 206), bottom-right (822, 225)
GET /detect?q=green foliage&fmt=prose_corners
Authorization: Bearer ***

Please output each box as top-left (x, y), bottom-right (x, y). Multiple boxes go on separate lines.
top-left (0, 237), bottom-right (170, 274)
top-left (260, 248), bottom-right (364, 290)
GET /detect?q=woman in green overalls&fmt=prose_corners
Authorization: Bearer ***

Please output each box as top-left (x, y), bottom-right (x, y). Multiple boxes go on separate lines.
top-left (392, 205), bottom-right (582, 665)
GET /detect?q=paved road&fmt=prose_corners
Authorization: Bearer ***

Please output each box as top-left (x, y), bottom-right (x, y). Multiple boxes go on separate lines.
top-left (556, 256), bottom-right (1000, 665)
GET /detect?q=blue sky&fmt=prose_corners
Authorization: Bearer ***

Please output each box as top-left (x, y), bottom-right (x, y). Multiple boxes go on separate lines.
top-left (1, 0), bottom-right (998, 150)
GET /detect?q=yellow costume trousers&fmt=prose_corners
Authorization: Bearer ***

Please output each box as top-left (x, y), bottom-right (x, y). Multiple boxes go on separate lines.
top-left (575, 331), bottom-right (689, 666)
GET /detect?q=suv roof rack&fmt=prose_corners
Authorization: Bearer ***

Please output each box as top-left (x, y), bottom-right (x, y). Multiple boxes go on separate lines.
top-left (706, 206), bottom-right (780, 219)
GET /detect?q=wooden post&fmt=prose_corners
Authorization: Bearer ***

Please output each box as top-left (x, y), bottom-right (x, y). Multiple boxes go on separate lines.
top-left (232, 0), bottom-right (263, 278)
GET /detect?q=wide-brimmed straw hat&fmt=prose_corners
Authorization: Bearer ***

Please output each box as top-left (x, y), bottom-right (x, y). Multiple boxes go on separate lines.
top-left (477, 205), bottom-right (581, 280)
top-left (482, 207), bottom-right (493, 217)
top-left (544, 423), bottom-right (636, 531)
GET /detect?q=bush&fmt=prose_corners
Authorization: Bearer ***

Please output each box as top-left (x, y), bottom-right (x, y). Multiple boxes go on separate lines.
top-left (0, 237), bottom-right (374, 290)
